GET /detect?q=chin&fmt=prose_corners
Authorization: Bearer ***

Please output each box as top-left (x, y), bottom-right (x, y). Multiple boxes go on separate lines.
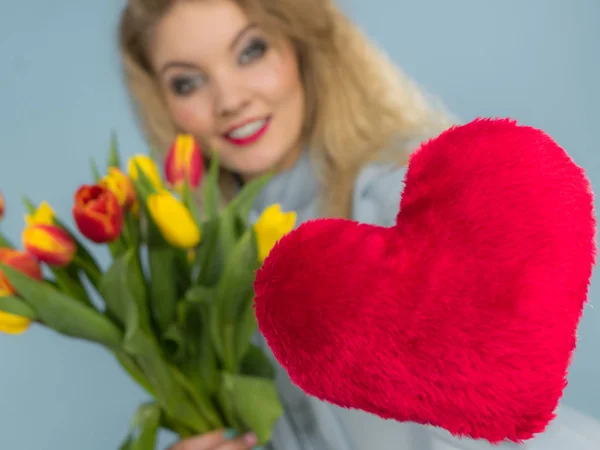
top-left (221, 144), bottom-right (298, 180)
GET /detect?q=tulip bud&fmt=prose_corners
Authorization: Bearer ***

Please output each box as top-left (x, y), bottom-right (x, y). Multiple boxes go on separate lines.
top-left (25, 201), bottom-right (55, 226)
top-left (0, 248), bottom-right (43, 297)
top-left (127, 155), bottom-right (163, 192)
top-left (101, 167), bottom-right (137, 211)
top-left (254, 204), bottom-right (297, 262)
top-left (147, 190), bottom-right (201, 248)
top-left (22, 224), bottom-right (76, 267)
top-left (165, 134), bottom-right (204, 193)
top-left (0, 310), bottom-right (31, 335)
top-left (0, 191), bottom-right (5, 222)
top-left (73, 185), bottom-right (124, 243)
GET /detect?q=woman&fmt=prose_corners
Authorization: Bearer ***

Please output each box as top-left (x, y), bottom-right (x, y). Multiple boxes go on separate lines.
top-left (116, 1), bottom-right (598, 450)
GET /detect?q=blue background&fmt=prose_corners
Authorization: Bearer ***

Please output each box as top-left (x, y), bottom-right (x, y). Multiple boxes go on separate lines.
top-left (0, 1), bottom-right (598, 449)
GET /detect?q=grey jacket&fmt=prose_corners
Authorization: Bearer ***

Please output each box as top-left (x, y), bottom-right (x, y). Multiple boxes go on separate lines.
top-left (247, 151), bottom-right (600, 450)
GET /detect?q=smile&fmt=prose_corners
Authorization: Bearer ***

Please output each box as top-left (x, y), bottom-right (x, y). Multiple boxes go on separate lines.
top-left (224, 117), bottom-right (270, 146)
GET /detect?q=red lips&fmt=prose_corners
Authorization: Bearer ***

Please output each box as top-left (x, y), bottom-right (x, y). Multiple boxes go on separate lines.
top-left (253, 118), bottom-right (596, 444)
top-left (223, 117), bottom-right (270, 146)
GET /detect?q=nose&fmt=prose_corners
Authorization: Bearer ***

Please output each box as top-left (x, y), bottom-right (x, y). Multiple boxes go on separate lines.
top-left (213, 73), bottom-right (250, 118)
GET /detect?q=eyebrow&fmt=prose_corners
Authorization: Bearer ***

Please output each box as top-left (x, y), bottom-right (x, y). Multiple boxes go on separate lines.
top-left (230, 22), bottom-right (258, 50)
top-left (158, 22), bottom-right (258, 76)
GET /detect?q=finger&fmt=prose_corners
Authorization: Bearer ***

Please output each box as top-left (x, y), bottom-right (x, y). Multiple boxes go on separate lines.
top-left (211, 432), bottom-right (260, 450)
top-left (171, 429), bottom-right (239, 450)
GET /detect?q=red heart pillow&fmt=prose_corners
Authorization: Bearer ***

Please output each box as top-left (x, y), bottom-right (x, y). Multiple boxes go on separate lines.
top-left (253, 118), bottom-right (596, 444)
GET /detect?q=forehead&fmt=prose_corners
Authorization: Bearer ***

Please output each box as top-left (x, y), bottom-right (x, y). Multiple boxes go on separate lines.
top-left (149, 0), bottom-right (251, 68)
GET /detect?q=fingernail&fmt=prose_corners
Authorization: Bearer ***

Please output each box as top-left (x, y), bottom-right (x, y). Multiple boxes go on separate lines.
top-left (223, 428), bottom-right (238, 440)
top-left (242, 432), bottom-right (258, 446)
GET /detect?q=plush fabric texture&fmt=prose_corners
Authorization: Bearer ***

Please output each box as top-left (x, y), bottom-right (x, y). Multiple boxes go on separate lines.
top-left (253, 118), bottom-right (597, 444)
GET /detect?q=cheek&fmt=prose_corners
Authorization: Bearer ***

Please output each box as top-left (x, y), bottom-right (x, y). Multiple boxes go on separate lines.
top-left (168, 99), bottom-right (213, 137)
top-left (253, 48), bottom-right (303, 106)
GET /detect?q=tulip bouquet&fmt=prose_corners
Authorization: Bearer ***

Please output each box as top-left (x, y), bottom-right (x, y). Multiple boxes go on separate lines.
top-left (0, 134), bottom-right (295, 448)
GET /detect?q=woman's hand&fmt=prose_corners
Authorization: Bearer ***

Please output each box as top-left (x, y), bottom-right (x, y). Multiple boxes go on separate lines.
top-left (169, 429), bottom-right (262, 450)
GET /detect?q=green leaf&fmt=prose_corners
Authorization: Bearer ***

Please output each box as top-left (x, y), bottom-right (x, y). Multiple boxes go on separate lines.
top-left (22, 196), bottom-right (36, 214)
top-left (162, 322), bottom-right (186, 362)
top-left (120, 402), bottom-right (162, 450)
top-left (226, 172), bottom-right (272, 228)
top-left (211, 230), bottom-right (260, 370)
top-left (148, 245), bottom-right (177, 333)
top-left (51, 265), bottom-right (93, 306)
top-left (240, 345), bottom-right (276, 380)
top-left (90, 157), bottom-right (102, 182)
top-left (193, 218), bottom-right (222, 286)
top-left (109, 131), bottom-right (121, 169)
top-left (115, 351), bottom-right (155, 396)
top-left (0, 295), bottom-right (39, 320)
top-left (182, 179), bottom-right (202, 225)
top-left (0, 231), bottom-right (14, 248)
top-left (235, 296), bottom-right (259, 362)
top-left (0, 263), bottom-right (123, 350)
top-left (181, 289), bottom-right (220, 394)
top-left (171, 367), bottom-right (224, 429)
top-left (53, 218), bottom-right (103, 284)
top-left (203, 154), bottom-right (220, 219)
top-left (131, 161), bottom-right (158, 198)
top-left (118, 434), bottom-right (134, 450)
top-left (116, 251), bottom-right (212, 433)
top-left (221, 373), bottom-right (283, 445)
top-left (98, 250), bottom-right (150, 332)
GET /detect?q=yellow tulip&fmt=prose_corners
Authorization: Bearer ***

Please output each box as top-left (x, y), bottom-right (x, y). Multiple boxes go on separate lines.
top-left (101, 167), bottom-right (137, 211)
top-left (254, 204), bottom-right (296, 262)
top-left (25, 201), bottom-right (55, 226)
top-left (127, 155), bottom-right (163, 192)
top-left (22, 224), bottom-right (77, 267)
top-left (0, 310), bottom-right (31, 335)
top-left (147, 190), bottom-right (200, 248)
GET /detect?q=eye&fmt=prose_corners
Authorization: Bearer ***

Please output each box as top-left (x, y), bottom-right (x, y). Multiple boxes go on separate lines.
top-left (169, 74), bottom-right (205, 96)
top-left (238, 38), bottom-right (268, 65)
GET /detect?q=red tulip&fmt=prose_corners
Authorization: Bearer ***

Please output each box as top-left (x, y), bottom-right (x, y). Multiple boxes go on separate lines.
top-left (0, 248), bottom-right (43, 297)
top-left (164, 134), bottom-right (203, 192)
top-left (22, 224), bottom-right (76, 267)
top-left (0, 191), bottom-right (5, 221)
top-left (73, 184), bottom-right (123, 243)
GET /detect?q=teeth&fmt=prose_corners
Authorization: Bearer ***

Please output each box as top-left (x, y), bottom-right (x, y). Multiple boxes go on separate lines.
top-left (228, 119), bottom-right (266, 139)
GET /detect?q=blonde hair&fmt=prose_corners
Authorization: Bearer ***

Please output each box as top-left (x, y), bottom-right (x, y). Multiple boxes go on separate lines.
top-left (118, 0), bottom-right (453, 218)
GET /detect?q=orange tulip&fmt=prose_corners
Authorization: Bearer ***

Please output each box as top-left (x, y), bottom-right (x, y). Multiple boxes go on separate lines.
top-left (0, 248), bottom-right (43, 297)
top-left (101, 167), bottom-right (137, 211)
top-left (73, 184), bottom-right (123, 243)
top-left (0, 191), bottom-right (5, 222)
top-left (22, 224), bottom-right (76, 267)
top-left (165, 134), bottom-right (204, 192)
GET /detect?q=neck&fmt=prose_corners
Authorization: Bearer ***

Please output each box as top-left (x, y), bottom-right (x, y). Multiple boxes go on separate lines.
top-left (240, 143), bottom-right (304, 183)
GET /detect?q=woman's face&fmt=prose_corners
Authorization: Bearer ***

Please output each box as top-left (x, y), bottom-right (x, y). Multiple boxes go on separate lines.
top-left (149, 0), bottom-right (305, 179)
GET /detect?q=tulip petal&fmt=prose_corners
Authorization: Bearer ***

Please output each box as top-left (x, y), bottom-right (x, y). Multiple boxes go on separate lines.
top-left (165, 134), bottom-right (204, 191)
top-left (147, 190), bottom-right (201, 248)
top-left (25, 201), bottom-right (55, 226)
top-left (0, 310), bottom-right (31, 334)
top-left (22, 224), bottom-right (76, 267)
top-left (73, 185), bottom-right (124, 243)
top-left (101, 167), bottom-right (136, 210)
top-left (128, 155), bottom-right (163, 192)
top-left (254, 204), bottom-right (297, 262)
top-left (0, 248), bottom-right (43, 297)
top-left (0, 191), bottom-right (5, 221)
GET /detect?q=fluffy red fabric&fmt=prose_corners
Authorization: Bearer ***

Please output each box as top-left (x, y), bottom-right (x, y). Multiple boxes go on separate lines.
top-left (253, 118), bottom-right (597, 444)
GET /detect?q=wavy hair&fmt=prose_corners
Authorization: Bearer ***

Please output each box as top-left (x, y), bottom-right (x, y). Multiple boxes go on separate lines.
top-left (118, 0), bottom-right (453, 217)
